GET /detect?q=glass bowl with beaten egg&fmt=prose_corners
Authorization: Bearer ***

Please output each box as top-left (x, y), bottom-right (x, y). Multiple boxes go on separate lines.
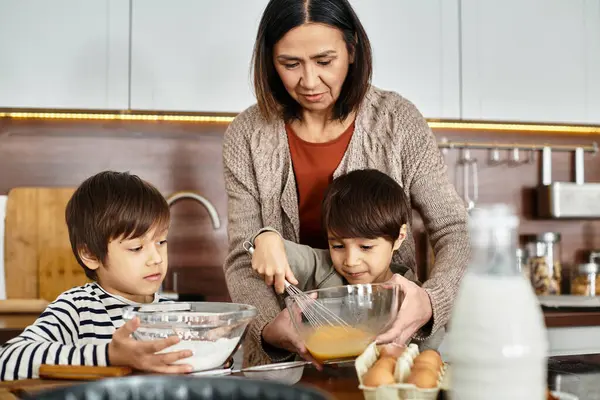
top-left (284, 283), bottom-right (403, 363)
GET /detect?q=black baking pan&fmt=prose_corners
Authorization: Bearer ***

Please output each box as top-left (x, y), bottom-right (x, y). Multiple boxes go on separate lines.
top-left (23, 375), bottom-right (331, 400)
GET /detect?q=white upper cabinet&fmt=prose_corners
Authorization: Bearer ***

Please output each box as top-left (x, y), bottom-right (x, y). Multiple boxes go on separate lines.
top-left (129, 0), bottom-right (267, 112)
top-left (0, 0), bottom-right (129, 109)
top-left (460, 0), bottom-right (600, 124)
top-left (351, 0), bottom-right (461, 119)
top-left (130, 0), bottom-right (461, 118)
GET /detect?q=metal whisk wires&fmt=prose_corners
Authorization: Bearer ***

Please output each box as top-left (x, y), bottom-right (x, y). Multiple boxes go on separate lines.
top-left (243, 241), bottom-right (350, 329)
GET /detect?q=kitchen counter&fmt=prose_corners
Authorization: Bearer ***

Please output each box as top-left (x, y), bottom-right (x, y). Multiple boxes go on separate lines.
top-left (545, 309), bottom-right (600, 328)
top-left (0, 315), bottom-right (37, 345)
top-left (2, 355), bottom-right (600, 400)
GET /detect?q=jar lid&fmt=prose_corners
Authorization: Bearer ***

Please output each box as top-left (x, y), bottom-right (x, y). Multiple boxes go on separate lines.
top-left (577, 263), bottom-right (600, 274)
top-left (524, 232), bottom-right (561, 243)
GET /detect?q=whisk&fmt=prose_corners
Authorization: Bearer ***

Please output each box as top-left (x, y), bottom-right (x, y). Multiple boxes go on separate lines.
top-left (243, 241), bottom-right (350, 329)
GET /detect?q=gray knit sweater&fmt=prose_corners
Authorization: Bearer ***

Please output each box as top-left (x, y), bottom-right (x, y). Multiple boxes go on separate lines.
top-left (222, 86), bottom-right (470, 367)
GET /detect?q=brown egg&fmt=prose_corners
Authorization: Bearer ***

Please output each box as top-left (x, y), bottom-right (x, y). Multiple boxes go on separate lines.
top-left (406, 367), bottom-right (439, 389)
top-left (378, 343), bottom-right (406, 359)
top-left (362, 366), bottom-right (396, 387)
top-left (409, 363), bottom-right (437, 376)
top-left (361, 355), bottom-right (398, 387)
top-left (413, 350), bottom-right (443, 371)
top-left (375, 356), bottom-right (397, 373)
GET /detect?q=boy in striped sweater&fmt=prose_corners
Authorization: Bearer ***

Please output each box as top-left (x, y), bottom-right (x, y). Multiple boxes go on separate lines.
top-left (0, 171), bottom-right (193, 380)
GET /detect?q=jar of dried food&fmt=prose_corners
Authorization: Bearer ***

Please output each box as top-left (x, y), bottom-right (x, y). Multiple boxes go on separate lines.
top-left (571, 251), bottom-right (600, 296)
top-left (525, 233), bottom-right (562, 295)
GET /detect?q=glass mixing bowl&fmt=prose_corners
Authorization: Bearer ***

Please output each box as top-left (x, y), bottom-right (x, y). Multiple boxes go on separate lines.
top-left (284, 283), bottom-right (403, 362)
top-left (122, 302), bottom-right (257, 372)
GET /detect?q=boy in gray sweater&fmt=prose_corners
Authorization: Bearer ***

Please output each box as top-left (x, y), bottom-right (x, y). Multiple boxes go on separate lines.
top-left (247, 169), bottom-right (444, 350)
top-left (247, 169), bottom-right (415, 290)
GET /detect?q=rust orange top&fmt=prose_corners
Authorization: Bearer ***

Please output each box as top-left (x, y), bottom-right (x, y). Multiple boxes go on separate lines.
top-left (286, 122), bottom-right (355, 249)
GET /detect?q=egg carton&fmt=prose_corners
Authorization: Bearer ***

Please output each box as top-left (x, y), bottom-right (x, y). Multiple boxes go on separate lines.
top-left (355, 342), bottom-right (449, 400)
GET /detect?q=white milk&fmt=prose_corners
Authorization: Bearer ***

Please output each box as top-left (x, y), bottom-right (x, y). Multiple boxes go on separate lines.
top-left (447, 205), bottom-right (547, 400)
top-left (448, 273), bottom-right (547, 400)
top-left (161, 337), bottom-right (240, 372)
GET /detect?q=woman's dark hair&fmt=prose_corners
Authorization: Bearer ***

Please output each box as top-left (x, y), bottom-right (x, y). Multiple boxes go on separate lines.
top-left (322, 169), bottom-right (411, 242)
top-left (252, 0), bottom-right (372, 122)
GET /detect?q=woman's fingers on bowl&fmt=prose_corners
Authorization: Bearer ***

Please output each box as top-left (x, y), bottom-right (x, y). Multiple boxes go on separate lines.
top-left (375, 321), bottom-right (405, 344)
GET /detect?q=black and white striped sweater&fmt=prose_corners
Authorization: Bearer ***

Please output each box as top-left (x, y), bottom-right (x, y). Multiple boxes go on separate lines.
top-left (0, 283), bottom-right (169, 381)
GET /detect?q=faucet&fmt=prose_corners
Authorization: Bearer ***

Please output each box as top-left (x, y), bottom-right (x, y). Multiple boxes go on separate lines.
top-left (165, 190), bottom-right (221, 230)
top-left (159, 191), bottom-right (221, 297)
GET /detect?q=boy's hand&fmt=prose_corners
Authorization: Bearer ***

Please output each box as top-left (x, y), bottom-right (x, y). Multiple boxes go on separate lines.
top-left (109, 318), bottom-right (193, 374)
top-left (252, 232), bottom-right (298, 294)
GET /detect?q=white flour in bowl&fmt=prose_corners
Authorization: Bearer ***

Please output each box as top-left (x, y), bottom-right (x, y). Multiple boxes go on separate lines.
top-left (160, 337), bottom-right (240, 372)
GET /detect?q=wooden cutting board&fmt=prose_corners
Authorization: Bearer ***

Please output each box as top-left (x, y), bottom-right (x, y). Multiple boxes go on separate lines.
top-left (4, 188), bottom-right (88, 302)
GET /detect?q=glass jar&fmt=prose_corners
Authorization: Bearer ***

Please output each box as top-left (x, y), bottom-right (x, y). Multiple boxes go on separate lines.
top-left (571, 251), bottom-right (600, 296)
top-left (525, 233), bottom-right (562, 295)
top-left (516, 248), bottom-right (530, 280)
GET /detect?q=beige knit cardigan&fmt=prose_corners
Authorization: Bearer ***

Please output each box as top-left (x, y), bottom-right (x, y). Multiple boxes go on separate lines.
top-left (222, 86), bottom-right (470, 367)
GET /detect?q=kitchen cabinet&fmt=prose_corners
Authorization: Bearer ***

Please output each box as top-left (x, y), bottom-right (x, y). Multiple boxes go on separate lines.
top-left (130, 0), bottom-right (461, 118)
top-left (461, 0), bottom-right (600, 124)
top-left (129, 0), bottom-right (268, 112)
top-left (0, 0), bottom-right (129, 110)
top-left (351, 0), bottom-right (461, 119)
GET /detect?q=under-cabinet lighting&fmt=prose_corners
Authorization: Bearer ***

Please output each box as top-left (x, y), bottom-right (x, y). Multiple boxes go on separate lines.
top-left (1, 111), bottom-right (600, 134)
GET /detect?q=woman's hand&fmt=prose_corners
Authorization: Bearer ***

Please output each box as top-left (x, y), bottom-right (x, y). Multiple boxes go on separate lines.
top-left (376, 274), bottom-right (433, 345)
top-left (252, 232), bottom-right (298, 294)
top-left (262, 308), bottom-right (321, 368)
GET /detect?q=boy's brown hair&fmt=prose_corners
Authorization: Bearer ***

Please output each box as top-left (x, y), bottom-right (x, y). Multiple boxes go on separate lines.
top-left (322, 169), bottom-right (411, 242)
top-left (65, 171), bottom-right (170, 280)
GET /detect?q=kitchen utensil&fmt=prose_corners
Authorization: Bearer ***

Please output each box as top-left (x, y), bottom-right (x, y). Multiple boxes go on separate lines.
top-left (488, 147), bottom-right (502, 165)
top-left (0, 299), bottom-right (48, 313)
top-left (234, 360), bottom-right (308, 384)
top-left (122, 302), bottom-right (256, 372)
top-left (24, 376), bottom-right (331, 400)
top-left (284, 283), bottom-right (403, 363)
top-left (537, 146), bottom-right (600, 218)
top-left (4, 187), bottom-right (86, 301)
top-left (190, 359), bottom-right (353, 384)
top-left (457, 149), bottom-right (478, 211)
top-left (243, 242), bottom-right (350, 329)
top-left (38, 365), bottom-right (132, 380)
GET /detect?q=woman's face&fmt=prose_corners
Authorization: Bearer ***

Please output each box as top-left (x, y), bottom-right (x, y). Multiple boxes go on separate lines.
top-left (273, 23), bottom-right (352, 115)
